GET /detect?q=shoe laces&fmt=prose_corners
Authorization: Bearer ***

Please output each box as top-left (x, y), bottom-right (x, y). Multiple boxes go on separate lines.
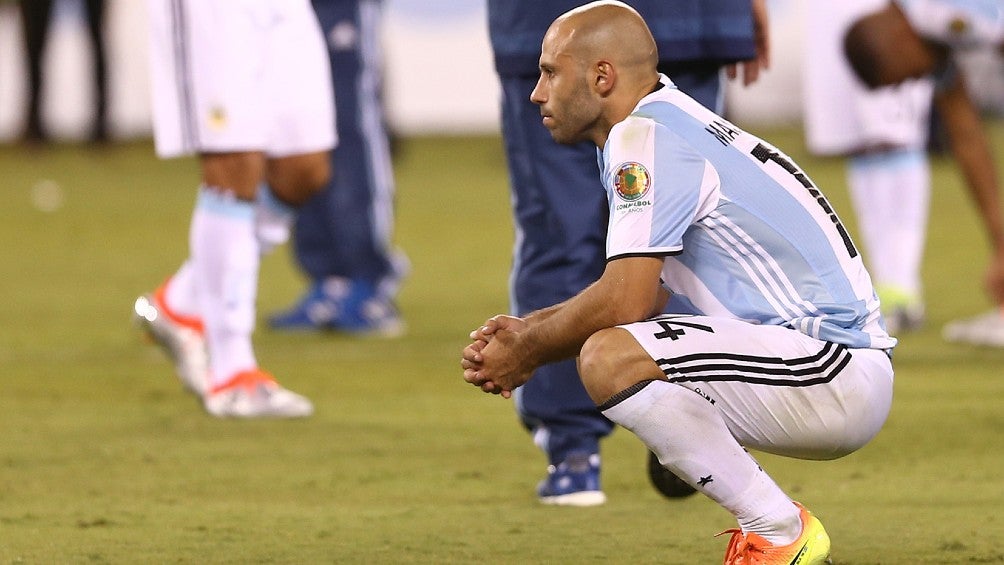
top-left (717, 529), bottom-right (771, 565)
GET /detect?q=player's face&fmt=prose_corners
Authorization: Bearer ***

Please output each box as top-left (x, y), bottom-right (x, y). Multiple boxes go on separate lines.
top-left (530, 33), bottom-right (601, 145)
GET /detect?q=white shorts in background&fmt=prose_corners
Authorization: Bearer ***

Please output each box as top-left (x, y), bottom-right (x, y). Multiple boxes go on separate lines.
top-left (147, 0), bottom-right (336, 159)
top-left (620, 315), bottom-right (895, 461)
top-left (803, 0), bottom-right (933, 155)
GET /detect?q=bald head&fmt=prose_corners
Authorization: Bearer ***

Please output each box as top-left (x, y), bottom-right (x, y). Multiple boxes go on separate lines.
top-left (844, 3), bottom-right (944, 87)
top-left (548, 1), bottom-right (658, 80)
top-left (530, 1), bottom-right (661, 147)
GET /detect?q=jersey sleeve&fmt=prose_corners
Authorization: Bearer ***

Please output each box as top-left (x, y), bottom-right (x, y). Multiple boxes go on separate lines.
top-left (603, 116), bottom-right (720, 260)
top-left (896, 0), bottom-right (1004, 47)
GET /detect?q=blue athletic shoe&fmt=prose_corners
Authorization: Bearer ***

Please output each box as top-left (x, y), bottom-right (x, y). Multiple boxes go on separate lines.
top-left (537, 452), bottom-right (606, 507)
top-left (268, 277), bottom-right (404, 337)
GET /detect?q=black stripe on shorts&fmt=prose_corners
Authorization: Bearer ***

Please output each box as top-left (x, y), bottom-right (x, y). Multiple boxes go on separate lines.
top-left (656, 341), bottom-right (852, 387)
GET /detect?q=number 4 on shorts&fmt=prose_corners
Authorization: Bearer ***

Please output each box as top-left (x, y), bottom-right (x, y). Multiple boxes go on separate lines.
top-left (653, 316), bottom-right (714, 340)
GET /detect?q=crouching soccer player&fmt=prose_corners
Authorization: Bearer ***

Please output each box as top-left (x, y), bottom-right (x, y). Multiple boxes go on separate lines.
top-left (463, 2), bottom-right (896, 562)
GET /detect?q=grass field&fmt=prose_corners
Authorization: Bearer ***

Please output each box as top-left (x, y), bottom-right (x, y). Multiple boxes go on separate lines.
top-left (1, 128), bottom-right (1002, 564)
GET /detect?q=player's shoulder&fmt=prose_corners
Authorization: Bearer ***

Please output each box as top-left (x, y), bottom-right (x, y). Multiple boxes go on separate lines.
top-left (610, 114), bottom-right (657, 143)
top-left (608, 91), bottom-right (691, 148)
top-left (606, 114), bottom-right (660, 167)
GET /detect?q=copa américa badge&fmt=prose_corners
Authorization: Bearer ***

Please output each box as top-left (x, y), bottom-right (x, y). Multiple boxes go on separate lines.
top-left (614, 161), bottom-right (652, 202)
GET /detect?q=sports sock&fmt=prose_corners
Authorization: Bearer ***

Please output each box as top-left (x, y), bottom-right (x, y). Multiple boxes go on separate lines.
top-left (255, 183), bottom-right (296, 255)
top-left (848, 148), bottom-right (930, 300)
top-left (190, 186), bottom-right (259, 387)
top-left (163, 260), bottom-right (200, 320)
top-left (601, 380), bottom-right (801, 544)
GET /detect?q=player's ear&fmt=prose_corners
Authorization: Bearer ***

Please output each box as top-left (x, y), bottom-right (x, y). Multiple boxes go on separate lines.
top-left (595, 61), bottom-right (615, 95)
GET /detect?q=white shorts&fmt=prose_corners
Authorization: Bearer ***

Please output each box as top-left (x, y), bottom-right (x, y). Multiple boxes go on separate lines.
top-left (620, 314), bottom-right (894, 460)
top-left (147, 0), bottom-right (337, 158)
top-left (803, 0), bottom-right (933, 155)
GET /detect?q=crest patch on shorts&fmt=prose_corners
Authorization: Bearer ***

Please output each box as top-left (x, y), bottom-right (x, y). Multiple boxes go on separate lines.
top-left (208, 107), bottom-right (228, 131)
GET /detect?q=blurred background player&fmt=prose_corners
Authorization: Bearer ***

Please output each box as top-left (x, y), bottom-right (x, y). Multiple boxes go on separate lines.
top-left (133, 0), bottom-right (336, 417)
top-left (845, 0), bottom-right (1004, 347)
top-left (268, 0), bottom-right (408, 336)
top-left (487, 0), bottom-right (770, 506)
top-left (803, 0), bottom-right (935, 334)
top-left (16, 0), bottom-right (108, 143)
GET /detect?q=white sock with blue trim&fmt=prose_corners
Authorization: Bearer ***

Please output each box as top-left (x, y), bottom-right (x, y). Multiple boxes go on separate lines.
top-left (191, 186), bottom-right (259, 386)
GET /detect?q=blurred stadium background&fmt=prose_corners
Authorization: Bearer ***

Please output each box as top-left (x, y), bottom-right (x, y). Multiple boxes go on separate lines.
top-left (5, 0), bottom-right (1002, 142)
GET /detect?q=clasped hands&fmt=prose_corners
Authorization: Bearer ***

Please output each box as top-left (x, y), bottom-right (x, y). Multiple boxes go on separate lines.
top-left (461, 315), bottom-right (533, 398)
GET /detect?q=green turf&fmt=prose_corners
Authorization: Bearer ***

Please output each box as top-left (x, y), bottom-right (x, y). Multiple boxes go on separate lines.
top-left (0, 129), bottom-right (1002, 564)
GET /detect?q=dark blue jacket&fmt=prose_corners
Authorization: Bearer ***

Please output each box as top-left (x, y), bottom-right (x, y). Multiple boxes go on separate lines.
top-left (488, 0), bottom-right (756, 77)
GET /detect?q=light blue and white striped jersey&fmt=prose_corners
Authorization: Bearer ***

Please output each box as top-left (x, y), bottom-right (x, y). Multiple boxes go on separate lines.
top-left (895, 0), bottom-right (1004, 47)
top-left (600, 75), bottom-right (896, 350)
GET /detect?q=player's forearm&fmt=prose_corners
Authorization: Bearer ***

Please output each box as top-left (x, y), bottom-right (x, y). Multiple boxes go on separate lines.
top-left (519, 289), bottom-right (615, 366)
top-left (937, 77), bottom-right (1004, 251)
top-left (523, 300), bottom-right (568, 325)
top-left (518, 258), bottom-right (665, 368)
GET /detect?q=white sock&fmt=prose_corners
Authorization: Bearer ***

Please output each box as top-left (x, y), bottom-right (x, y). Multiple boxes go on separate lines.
top-left (601, 380), bottom-right (801, 544)
top-left (190, 186), bottom-right (259, 386)
top-left (163, 261), bottom-right (199, 319)
top-left (848, 149), bottom-right (930, 298)
top-left (255, 183), bottom-right (296, 255)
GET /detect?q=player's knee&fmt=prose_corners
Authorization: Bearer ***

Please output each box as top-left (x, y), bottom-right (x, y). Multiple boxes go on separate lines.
top-left (300, 158), bottom-right (331, 192)
top-left (266, 153), bottom-right (331, 203)
top-left (579, 328), bottom-right (657, 404)
top-left (288, 159), bottom-right (330, 195)
top-left (200, 151), bottom-right (266, 199)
